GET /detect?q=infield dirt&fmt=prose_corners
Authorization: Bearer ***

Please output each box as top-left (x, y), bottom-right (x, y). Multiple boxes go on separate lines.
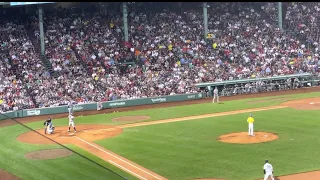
top-left (0, 169), bottom-right (21, 180)
top-left (281, 97), bottom-right (320, 110)
top-left (5, 87), bottom-right (320, 180)
top-left (17, 125), bottom-right (123, 144)
top-left (1, 86), bottom-right (319, 127)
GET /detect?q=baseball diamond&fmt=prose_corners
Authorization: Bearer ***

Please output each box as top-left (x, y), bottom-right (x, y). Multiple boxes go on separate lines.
top-left (2, 2), bottom-right (320, 180)
top-left (1, 88), bottom-right (320, 180)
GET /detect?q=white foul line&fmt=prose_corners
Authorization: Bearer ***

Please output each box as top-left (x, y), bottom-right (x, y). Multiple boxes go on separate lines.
top-left (74, 136), bottom-right (164, 180)
top-left (108, 160), bottom-right (147, 180)
top-left (74, 106), bottom-right (285, 180)
top-left (117, 106), bottom-right (287, 129)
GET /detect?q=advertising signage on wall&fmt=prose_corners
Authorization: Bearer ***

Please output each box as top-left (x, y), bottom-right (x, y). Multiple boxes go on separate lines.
top-left (10, 2), bottom-right (55, 6)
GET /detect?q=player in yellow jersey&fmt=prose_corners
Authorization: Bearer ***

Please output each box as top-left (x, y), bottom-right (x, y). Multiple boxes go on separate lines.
top-left (247, 114), bottom-right (255, 136)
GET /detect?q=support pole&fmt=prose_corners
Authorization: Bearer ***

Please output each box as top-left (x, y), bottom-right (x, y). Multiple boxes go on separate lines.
top-left (203, 2), bottom-right (208, 39)
top-left (122, 2), bottom-right (129, 42)
top-left (38, 5), bottom-right (45, 55)
top-left (278, 2), bottom-right (283, 30)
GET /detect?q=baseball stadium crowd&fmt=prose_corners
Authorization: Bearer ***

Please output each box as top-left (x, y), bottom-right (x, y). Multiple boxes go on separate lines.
top-left (1, 2), bottom-right (320, 112)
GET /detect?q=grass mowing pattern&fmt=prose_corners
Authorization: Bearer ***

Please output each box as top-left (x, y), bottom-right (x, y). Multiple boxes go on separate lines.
top-left (0, 124), bottom-right (131, 180)
top-left (1, 91), bottom-right (320, 180)
top-left (96, 108), bottom-right (320, 180)
top-left (24, 92), bottom-right (320, 130)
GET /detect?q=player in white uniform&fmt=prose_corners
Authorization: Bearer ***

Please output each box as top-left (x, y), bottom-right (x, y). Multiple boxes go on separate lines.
top-left (212, 87), bottom-right (219, 103)
top-left (263, 160), bottom-right (274, 180)
top-left (68, 113), bottom-right (77, 132)
top-left (47, 124), bottom-right (55, 134)
top-left (68, 101), bottom-right (73, 115)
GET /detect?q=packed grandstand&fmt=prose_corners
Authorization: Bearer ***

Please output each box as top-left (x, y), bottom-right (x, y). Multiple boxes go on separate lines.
top-left (0, 2), bottom-right (319, 112)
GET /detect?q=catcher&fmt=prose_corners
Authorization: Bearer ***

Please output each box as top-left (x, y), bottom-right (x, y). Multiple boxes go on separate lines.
top-left (44, 117), bottom-right (55, 134)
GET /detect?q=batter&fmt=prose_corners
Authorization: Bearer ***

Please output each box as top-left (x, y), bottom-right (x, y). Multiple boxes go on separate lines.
top-left (68, 113), bottom-right (77, 133)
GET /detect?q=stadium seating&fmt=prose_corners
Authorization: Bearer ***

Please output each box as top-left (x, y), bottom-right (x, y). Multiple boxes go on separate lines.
top-left (0, 2), bottom-right (319, 111)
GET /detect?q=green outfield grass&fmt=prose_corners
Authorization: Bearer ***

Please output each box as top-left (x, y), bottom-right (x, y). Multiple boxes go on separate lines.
top-left (0, 91), bottom-right (320, 180)
top-left (0, 124), bottom-right (135, 180)
top-left (96, 108), bottom-right (320, 180)
top-left (24, 91), bottom-right (320, 130)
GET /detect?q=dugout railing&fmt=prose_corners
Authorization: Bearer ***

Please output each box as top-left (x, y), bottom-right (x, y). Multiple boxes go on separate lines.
top-left (196, 73), bottom-right (317, 97)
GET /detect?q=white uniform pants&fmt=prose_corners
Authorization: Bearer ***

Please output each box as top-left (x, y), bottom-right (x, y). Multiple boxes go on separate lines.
top-left (47, 126), bottom-right (54, 134)
top-left (69, 121), bottom-right (75, 127)
top-left (264, 172), bottom-right (274, 180)
top-left (248, 123), bottom-right (254, 135)
top-left (212, 94), bottom-right (219, 103)
top-left (68, 108), bottom-right (72, 114)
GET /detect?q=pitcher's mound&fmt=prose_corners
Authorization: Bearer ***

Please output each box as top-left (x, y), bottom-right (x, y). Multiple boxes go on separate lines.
top-left (112, 115), bottom-right (150, 122)
top-left (217, 132), bottom-right (278, 144)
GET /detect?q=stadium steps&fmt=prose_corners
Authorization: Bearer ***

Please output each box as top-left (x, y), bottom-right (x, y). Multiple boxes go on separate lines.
top-left (40, 54), bottom-right (59, 78)
top-left (70, 46), bottom-right (92, 75)
top-left (25, 85), bottom-right (38, 108)
top-left (26, 29), bottom-right (59, 78)
top-left (4, 49), bottom-right (23, 80)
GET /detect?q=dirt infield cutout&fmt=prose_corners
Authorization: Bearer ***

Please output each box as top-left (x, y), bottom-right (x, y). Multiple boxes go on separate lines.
top-left (112, 115), bottom-right (150, 122)
top-left (17, 124), bottom-right (123, 145)
top-left (25, 149), bottom-right (73, 160)
top-left (16, 124), bottom-right (167, 180)
top-left (258, 170), bottom-right (320, 180)
top-left (11, 95), bottom-right (320, 180)
top-left (0, 169), bottom-right (21, 180)
top-left (281, 97), bottom-right (320, 110)
top-left (217, 132), bottom-right (278, 144)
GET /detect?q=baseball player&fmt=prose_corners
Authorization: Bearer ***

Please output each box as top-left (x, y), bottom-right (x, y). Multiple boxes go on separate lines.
top-left (43, 118), bottom-right (55, 134)
top-left (68, 113), bottom-right (77, 133)
top-left (68, 101), bottom-right (73, 115)
top-left (263, 159), bottom-right (274, 180)
top-left (97, 101), bottom-right (103, 111)
top-left (247, 113), bottom-right (255, 136)
top-left (212, 87), bottom-right (219, 103)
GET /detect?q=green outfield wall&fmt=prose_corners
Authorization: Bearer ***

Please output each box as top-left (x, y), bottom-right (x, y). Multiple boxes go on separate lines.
top-left (0, 92), bottom-right (204, 120)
